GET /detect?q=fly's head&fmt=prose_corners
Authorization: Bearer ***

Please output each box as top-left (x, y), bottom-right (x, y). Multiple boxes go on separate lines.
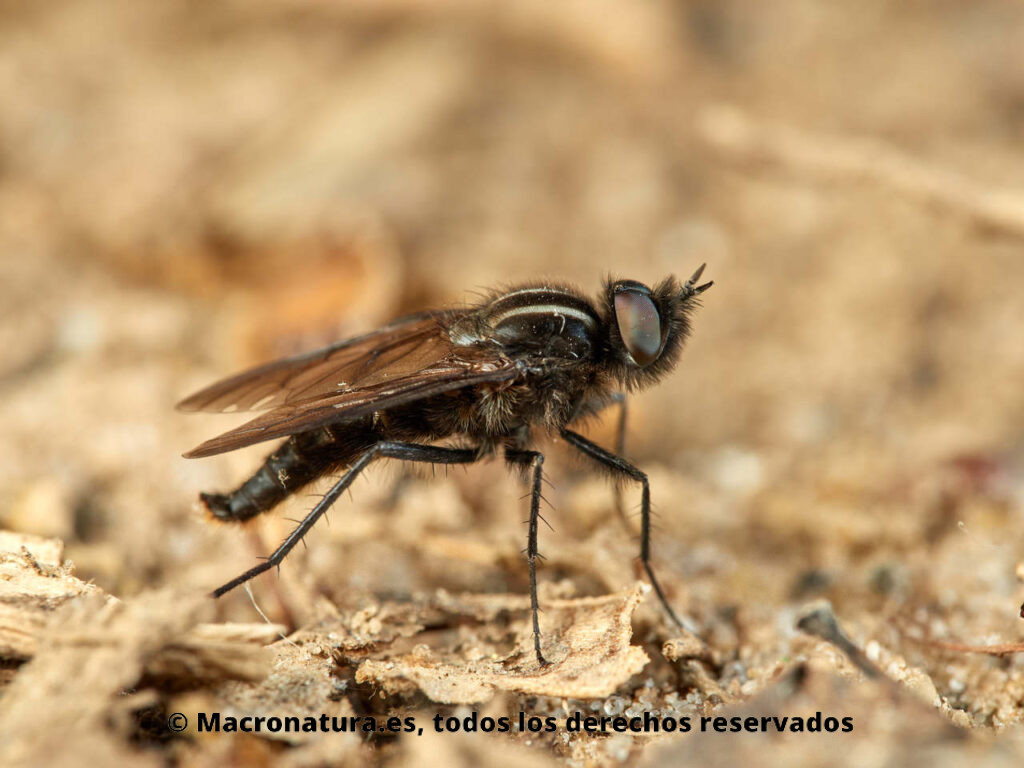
top-left (602, 263), bottom-right (712, 391)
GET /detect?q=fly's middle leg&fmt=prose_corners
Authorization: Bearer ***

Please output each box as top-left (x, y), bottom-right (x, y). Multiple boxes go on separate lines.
top-left (506, 447), bottom-right (549, 667)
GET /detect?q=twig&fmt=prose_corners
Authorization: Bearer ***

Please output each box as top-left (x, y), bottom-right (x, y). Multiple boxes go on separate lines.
top-left (916, 638), bottom-right (1024, 657)
top-left (697, 104), bottom-right (1024, 239)
top-left (796, 601), bottom-right (882, 679)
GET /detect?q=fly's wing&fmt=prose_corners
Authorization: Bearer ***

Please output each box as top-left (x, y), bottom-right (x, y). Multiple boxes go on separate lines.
top-left (177, 312), bottom-right (451, 414)
top-left (179, 310), bottom-right (520, 458)
top-left (182, 359), bottom-right (517, 458)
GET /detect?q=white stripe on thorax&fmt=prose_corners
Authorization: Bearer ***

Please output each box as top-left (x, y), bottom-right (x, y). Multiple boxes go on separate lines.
top-left (500, 287), bottom-right (567, 299)
top-left (491, 303), bottom-right (598, 329)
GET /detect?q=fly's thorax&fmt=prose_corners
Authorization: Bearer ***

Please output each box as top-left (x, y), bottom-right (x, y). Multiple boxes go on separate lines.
top-left (477, 287), bottom-right (602, 360)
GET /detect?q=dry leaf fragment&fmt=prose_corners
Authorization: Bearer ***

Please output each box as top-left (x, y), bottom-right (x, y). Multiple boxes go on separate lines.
top-left (356, 583), bottom-right (651, 703)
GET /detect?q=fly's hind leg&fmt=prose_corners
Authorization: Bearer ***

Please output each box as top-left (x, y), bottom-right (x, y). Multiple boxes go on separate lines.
top-left (211, 442), bottom-right (480, 598)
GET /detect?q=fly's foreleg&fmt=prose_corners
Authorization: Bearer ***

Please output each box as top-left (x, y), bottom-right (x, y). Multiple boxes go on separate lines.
top-left (560, 428), bottom-right (687, 631)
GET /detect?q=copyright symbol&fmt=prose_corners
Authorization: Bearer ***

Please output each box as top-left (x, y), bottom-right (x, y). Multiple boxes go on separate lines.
top-left (167, 713), bottom-right (188, 732)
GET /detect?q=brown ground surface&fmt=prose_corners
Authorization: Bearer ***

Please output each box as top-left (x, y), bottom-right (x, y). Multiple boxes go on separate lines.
top-left (2, 2), bottom-right (1024, 766)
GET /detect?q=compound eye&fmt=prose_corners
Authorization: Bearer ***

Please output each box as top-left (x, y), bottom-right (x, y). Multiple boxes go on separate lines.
top-left (614, 289), bottom-right (663, 366)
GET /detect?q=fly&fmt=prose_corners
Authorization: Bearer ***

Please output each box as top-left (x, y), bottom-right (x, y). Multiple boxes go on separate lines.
top-left (178, 265), bottom-right (713, 666)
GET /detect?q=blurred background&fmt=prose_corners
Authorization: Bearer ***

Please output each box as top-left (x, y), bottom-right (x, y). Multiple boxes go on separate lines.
top-left (2, 0), bottom-right (1024, 761)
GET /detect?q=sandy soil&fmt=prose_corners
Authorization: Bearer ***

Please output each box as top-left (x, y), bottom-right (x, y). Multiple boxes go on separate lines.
top-left (2, 2), bottom-right (1024, 766)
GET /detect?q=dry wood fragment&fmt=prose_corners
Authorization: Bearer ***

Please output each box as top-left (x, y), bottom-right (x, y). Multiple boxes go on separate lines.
top-left (0, 530), bottom-right (64, 565)
top-left (0, 531), bottom-right (107, 660)
top-left (0, 585), bottom-right (280, 767)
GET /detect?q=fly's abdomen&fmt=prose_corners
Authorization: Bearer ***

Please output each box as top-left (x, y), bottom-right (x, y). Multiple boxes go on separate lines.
top-left (200, 425), bottom-right (374, 523)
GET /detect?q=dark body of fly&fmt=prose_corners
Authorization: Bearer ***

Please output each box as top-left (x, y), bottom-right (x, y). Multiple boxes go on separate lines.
top-left (179, 266), bottom-right (712, 665)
